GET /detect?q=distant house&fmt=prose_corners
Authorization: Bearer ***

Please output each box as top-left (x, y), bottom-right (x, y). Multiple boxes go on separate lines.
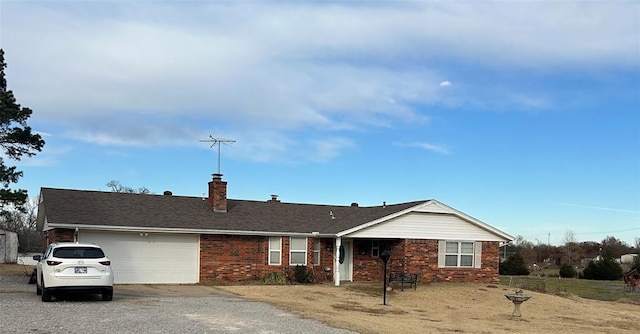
top-left (621, 254), bottom-right (638, 264)
top-left (37, 174), bottom-right (514, 285)
top-left (581, 255), bottom-right (604, 268)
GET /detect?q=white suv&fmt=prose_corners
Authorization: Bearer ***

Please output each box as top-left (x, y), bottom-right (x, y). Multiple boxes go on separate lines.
top-left (33, 242), bottom-right (114, 302)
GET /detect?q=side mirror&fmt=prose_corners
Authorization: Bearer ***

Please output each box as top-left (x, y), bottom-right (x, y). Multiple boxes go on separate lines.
top-left (32, 255), bottom-right (42, 261)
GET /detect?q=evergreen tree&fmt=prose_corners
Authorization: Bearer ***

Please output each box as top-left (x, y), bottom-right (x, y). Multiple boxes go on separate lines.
top-left (499, 253), bottom-right (530, 275)
top-left (582, 256), bottom-right (623, 281)
top-left (559, 263), bottom-right (577, 278)
top-left (0, 49), bottom-right (45, 216)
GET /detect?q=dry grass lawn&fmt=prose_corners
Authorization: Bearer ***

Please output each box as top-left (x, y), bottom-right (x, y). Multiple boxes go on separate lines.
top-left (217, 282), bottom-right (640, 334)
top-left (0, 263), bottom-right (34, 276)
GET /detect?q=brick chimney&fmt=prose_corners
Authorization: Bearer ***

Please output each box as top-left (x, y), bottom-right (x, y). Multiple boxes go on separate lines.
top-left (208, 174), bottom-right (227, 213)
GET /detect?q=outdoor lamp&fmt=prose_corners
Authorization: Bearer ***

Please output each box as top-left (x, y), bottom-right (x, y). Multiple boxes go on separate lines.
top-left (380, 250), bottom-right (391, 264)
top-left (380, 250), bottom-right (391, 305)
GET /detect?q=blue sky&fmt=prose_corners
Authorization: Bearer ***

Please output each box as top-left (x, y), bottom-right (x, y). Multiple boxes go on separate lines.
top-left (1, 1), bottom-right (638, 246)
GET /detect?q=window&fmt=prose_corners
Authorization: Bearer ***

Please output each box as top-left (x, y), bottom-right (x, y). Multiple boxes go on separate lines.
top-left (53, 247), bottom-right (105, 259)
top-left (444, 241), bottom-right (475, 267)
top-left (371, 240), bottom-right (380, 257)
top-left (269, 237), bottom-right (281, 265)
top-left (290, 237), bottom-right (307, 265)
top-left (312, 239), bottom-right (321, 266)
top-left (44, 245), bottom-right (53, 259)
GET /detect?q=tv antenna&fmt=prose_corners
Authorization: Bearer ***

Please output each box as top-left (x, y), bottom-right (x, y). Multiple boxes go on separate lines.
top-left (200, 135), bottom-right (236, 174)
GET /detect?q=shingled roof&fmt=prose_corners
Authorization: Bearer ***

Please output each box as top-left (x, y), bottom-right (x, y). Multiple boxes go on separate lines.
top-left (39, 188), bottom-right (425, 235)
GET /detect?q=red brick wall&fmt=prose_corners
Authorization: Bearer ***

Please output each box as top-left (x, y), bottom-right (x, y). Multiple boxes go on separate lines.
top-left (200, 234), bottom-right (265, 282)
top-left (43, 229), bottom-right (75, 249)
top-left (200, 235), bottom-right (334, 283)
top-left (352, 239), bottom-right (404, 282)
top-left (401, 239), bottom-right (500, 284)
top-left (350, 239), bottom-right (500, 284)
top-left (313, 239), bottom-right (336, 282)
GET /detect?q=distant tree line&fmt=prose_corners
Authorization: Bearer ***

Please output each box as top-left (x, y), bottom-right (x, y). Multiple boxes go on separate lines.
top-left (504, 233), bottom-right (638, 267)
top-left (500, 232), bottom-right (639, 281)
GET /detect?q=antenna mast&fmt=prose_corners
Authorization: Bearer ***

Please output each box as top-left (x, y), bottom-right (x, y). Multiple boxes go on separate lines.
top-left (200, 135), bottom-right (236, 174)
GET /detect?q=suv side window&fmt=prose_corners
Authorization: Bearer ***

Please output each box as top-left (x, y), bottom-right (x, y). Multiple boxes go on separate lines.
top-left (43, 245), bottom-right (53, 259)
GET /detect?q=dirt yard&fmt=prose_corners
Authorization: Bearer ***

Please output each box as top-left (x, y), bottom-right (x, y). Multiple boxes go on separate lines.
top-left (3, 264), bottom-right (638, 333)
top-left (217, 282), bottom-right (640, 334)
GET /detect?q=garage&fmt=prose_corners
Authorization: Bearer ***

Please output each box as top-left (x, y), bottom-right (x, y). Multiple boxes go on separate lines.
top-left (79, 231), bottom-right (199, 284)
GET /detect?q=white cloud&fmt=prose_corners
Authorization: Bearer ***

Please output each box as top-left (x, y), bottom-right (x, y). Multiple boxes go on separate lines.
top-left (35, 131), bottom-right (53, 137)
top-left (13, 144), bottom-right (73, 168)
top-left (306, 137), bottom-right (355, 162)
top-left (559, 203), bottom-right (640, 215)
top-left (1, 1), bottom-right (637, 160)
top-left (395, 142), bottom-right (450, 155)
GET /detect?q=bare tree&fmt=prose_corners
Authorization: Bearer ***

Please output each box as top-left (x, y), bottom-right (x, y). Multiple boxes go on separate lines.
top-left (562, 230), bottom-right (576, 244)
top-left (562, 230), bottom-right (579, 265)
top-left (0, 197), bottom-right (42, 252)
top-left (106, 180), bottom-right (151, 194)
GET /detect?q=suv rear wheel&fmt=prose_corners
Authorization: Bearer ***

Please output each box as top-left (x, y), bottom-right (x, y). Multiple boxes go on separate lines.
top-left (41, 278), bottom-right (52, 302)
top-left (102, 288), bottom-right (113, 301)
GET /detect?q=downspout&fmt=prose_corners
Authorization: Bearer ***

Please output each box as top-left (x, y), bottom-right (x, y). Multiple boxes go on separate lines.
top-left (334, 237), bottom-right (341, 286)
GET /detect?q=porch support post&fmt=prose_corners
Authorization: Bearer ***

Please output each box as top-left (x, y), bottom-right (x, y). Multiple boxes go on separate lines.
top-left (334, 237), bottom-right (341, 286)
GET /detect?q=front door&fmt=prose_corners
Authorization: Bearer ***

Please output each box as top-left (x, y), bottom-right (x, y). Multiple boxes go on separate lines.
top-left (338, 240), bottom-right (352, 281)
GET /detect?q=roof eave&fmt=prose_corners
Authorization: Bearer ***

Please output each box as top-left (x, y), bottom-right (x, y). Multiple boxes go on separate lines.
top-left (45, 223), bottom-right (337, 238)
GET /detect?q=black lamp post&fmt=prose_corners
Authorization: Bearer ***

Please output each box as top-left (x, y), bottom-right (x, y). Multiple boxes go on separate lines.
top-left (380, 250), bottom-right (391, 305)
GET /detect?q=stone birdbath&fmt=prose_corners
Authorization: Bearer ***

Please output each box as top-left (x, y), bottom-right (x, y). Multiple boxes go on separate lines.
top-left (504, 289), bottom-right (532, 318)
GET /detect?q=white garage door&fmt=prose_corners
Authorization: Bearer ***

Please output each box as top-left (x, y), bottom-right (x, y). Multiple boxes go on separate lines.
top-left (79, 231), bottom-right (199, 284)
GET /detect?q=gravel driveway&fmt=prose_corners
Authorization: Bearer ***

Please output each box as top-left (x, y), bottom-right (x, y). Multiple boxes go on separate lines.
top-left (0, 274), bottom-right (355, 334)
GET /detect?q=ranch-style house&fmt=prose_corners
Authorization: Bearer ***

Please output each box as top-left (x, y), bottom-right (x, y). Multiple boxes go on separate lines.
top-left (37, 174), bottom-right (514, 285)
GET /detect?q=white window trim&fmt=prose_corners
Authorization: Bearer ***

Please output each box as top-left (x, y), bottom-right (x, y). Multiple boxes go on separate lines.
top-left (290, 237), bottom-right (308, 266)
top-left (268, 237), bottom-right (282, 266)
top-left (371, 240), bottom-right (380, 257)
top-left (438, 240), bottom-right (483, 268)
top-left (312, 239), bottom-right (321, 266)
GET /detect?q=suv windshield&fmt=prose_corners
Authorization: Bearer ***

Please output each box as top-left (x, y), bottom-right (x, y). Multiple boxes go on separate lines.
top-left (53, 247), bottom-right (105, 259)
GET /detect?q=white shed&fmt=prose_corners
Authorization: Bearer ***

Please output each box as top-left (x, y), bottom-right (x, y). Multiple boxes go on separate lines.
top-left (0, 229), bottom-right (18, 263)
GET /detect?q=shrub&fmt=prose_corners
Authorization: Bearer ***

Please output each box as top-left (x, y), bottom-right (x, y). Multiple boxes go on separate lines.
top-left (631, 255), bottom-right (640, 272)
top-left (293, 265), bottom-right (313, 283)
top-left (499, 253), bottom-right (530, 275)
top-left (582, 257), bottom-right (623, 280)
top-left (559, 263), bottom-right (577, 278)
top-left (261, 272), bottom-right (288, 285)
